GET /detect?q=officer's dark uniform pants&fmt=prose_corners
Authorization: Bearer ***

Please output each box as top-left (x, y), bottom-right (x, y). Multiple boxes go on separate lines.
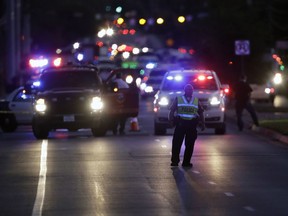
top-left (113, 115), bottom-right (127, 134)
top-left (171, 119), bottom-right (198, 165)
top-left (235, 101), bottom-right (259, 131)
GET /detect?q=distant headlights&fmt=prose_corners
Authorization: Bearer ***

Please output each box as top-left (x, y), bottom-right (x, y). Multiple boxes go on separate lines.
top-left (144, 86), bottom-right (153, 93)
top-left (35, 98), bottom-right (47, 112)
top-left (91, 96), bottom-right (104, 110)
top-left (273, 73), bottom-right (282, 85)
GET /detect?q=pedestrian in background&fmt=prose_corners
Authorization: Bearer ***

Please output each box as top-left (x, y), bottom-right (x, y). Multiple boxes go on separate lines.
top-left (169, 84), bottom-right (205, 168)
top-left (234, 74), bottom-right (259, 131)
top-left (113, 72), bottom-right (129, 135)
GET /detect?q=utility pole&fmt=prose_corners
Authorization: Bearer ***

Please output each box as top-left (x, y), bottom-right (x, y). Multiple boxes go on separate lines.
top-left (6, 0), bottom-right (16, 89)
top-left (6, 0), bottom-right (22, 90)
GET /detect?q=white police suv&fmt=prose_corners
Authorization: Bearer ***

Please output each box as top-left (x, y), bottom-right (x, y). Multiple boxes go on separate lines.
top-left (0, 86), bottom-right (34, 132)
top-left (153, 69), bottom-right (227, 135)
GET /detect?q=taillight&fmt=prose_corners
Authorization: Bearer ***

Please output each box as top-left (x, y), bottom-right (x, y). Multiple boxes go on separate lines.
top-left (224, 88), bottom-right (230, 94)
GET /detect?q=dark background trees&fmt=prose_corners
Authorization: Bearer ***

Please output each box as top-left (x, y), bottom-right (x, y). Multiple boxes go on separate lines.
top-left (1, 0), bottom-right (288, 89)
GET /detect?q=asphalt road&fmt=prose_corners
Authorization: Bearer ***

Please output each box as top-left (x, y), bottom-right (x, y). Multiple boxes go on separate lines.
top-left (1, 98), bottom-right (288, 216)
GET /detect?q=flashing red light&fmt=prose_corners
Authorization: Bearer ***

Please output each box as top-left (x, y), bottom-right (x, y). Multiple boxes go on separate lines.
top-left (178, 48), bottom-right (187, 54)
top-left (96, 41), bottom-right (104, 47)
top-left (189, 49), bottom-right (195, 55)
top-left (53, 57), bottom-right (62, 67)
top-left (224, 88), bottom-right (229, 94)
top-left (143, 76), bottom-right (149, 82)
top-left (122, 29), bottom-right (129, 35)
top-left (197, 75), bottom-right (206, 81)
top-left (129, 29), bottom-right (136, 35)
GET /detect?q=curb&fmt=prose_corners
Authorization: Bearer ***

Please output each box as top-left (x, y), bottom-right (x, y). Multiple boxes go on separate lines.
top-left (252, 126), bottom-right (288, 145)
top-left (226, 109), bottom-right (288, 145)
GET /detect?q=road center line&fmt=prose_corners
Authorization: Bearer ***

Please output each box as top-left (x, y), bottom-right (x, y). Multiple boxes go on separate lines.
top-left (244, 206), bottom-right (256, 212)
top-left (32, 140), bottom-right (48, 216)
top-left (224, 192), bottom-right (235, 197)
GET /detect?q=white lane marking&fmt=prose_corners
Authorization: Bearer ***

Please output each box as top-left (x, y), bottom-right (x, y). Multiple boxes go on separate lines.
top-left (244, 206), bottom-right (256, 212)
top-left (192, 170), bottom-right (200, 174)
top-left (208, 181), bottom-right (217, 185)
top-left (155, 139), bottom-right (160, 142)
top-left (224, 192), bottom-right (235, 197)
top-left (32, 140), bottom-right (48, 216)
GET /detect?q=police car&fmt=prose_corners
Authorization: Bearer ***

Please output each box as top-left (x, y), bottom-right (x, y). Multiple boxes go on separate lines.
top-left (0, 86), bottom-right (34, 132)
top-left (153, 69), bottom-right (227, 135)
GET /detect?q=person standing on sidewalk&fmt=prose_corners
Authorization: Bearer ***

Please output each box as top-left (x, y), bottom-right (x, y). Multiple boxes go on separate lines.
top-left (234, 75), bottom-right (259, 131)
top-left (168, 84), bottom-right (205, 167)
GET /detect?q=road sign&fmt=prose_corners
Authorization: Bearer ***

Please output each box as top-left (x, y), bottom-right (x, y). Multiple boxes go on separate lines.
top-left (235, 40), bottom-right (250, 55)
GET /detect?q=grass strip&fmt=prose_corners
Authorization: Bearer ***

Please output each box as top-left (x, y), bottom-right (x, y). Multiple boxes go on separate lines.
top-left (260, 119), bottom-right (288, 135)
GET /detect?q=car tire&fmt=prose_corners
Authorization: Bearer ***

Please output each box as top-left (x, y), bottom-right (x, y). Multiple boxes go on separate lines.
top-left (91, 127), bottom-right (107, 137)
top-left (32, 120), bottom-right (49, 139)
top-left (0, 114), bottom-right (18, 132)
top-left (91, 120), bottom-right (107, 137)
top-left (215, 123), bottom-right (226, 135)
top-left (154, 122), bottom-right (166, 135)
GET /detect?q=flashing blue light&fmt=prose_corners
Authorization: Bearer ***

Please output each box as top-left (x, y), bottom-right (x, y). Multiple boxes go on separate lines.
top-left (146, 62), bottom-right (156, 69)
top-left (166, 75), bottom-right (183, 81)
top-left (77, 53), bottom-right (84, 61)
top-left (33, 81), bottom-right (41, 87)
top-left (175, 75), bottom-right (183, 81)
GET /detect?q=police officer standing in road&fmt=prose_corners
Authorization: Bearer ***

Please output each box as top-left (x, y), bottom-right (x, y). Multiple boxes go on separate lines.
top-left (169, 84), bottom-right (205, 167)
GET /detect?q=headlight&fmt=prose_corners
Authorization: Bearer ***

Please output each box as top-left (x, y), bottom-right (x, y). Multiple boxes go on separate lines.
top-left (35, 98), bottom-right (47, 112)
top-left (210, 96), bottom-right (221, 105)
top-left (158, 97), bottom-right (169, 106)
top-left (273, 73), bottom-right (282, 85)
top-left (125, 75), bottom-right (133, 84)
top-left (144, 86), bottom-right (153, 93)
top-left (146, 63), bottom-right (156, 69)
top-left (91, 96), bottom-right (103, 110)
top-left (140, 83), bottom-right (147, 90)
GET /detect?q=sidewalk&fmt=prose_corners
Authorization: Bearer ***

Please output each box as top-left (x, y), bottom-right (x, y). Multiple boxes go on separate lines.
top-left (226, 108), bottom-right (288, 145)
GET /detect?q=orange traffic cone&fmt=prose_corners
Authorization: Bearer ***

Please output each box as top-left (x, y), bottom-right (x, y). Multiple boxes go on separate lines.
top-left (130, 117), bottom-right (140, 131)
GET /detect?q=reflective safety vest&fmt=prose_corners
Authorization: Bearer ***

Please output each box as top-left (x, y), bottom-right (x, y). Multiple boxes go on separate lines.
top-left (177, 96), bottom-right (199, 120)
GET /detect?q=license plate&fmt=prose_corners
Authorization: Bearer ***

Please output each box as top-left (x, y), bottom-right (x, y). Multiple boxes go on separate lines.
top-left (63, 115), bottom-right (75, 122)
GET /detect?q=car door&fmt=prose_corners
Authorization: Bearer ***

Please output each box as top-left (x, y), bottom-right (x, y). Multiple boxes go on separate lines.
top-left (9, 89), bottom-right (34, 124)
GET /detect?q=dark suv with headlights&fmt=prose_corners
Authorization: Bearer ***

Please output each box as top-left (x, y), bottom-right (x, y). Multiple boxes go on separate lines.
top-left (32, 65), bottom-right (105, 139)
top-left (31, 65), bottom-right (140, 139)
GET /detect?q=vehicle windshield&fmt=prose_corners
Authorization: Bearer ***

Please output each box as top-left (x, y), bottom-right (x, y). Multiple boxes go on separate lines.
top-left (146, 79), bottom-right (162, 85)
top-left (162, 74), bottom-right (218, 91)
top-left (39, 70), bottom-right (101, 91)
top-left (149, 70), bottom-right (167, 77)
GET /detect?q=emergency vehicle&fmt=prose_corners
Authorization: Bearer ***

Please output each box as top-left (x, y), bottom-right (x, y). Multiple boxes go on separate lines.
top-left (0, 86), bottom-right (34, 132)
top-left (31, 65), bottom-right (139, 139)
top-left (153, 69), bottom-right (228, 135)
top-left (0, 65), bottom-right (140, 138)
